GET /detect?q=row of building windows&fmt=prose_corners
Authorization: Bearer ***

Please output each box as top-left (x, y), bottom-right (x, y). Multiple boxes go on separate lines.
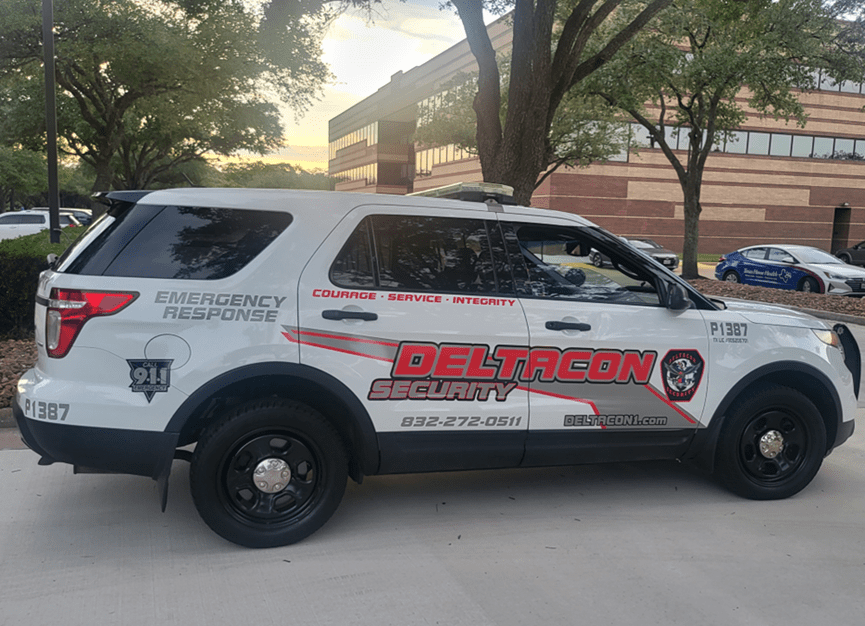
top-left (328, 122), bottom-right (378, 161)
top-left (415, 144), bottom-right (473, 175)
top-left (334, 163), bottom-right (378, 184)
top-left (631, 125), bottom-right (865, 160)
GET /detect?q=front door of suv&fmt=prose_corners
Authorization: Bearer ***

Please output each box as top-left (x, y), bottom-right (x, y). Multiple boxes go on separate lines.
top-left (497, 214), bottom-right (710, 466)
top-left (297, 206), bottom-right (530, 474)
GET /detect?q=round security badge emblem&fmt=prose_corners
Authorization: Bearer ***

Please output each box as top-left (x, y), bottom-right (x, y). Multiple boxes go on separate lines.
top-left (661, 349), bottom-right (704, 402)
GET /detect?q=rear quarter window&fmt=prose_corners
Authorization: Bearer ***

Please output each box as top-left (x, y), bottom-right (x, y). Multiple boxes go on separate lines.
top-left (62, 205), bottom-right (292, 280)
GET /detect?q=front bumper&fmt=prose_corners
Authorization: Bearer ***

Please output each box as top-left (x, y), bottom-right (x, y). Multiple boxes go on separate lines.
top-left (13, 394), bottom-right (178, 480)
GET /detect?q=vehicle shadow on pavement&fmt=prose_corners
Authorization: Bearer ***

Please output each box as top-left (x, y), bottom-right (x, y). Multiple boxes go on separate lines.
top-left (6, 450), bottom-right (851, 556)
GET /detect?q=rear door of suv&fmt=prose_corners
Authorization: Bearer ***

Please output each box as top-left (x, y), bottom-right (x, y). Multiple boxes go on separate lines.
top-left (297, 204), bottom-right (530, 474)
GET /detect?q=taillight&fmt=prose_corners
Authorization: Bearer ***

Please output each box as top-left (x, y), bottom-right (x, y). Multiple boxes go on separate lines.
top-left (718, 255), bottom-right (726, 262)
top-left (46, 289), bottom-right (138, 358)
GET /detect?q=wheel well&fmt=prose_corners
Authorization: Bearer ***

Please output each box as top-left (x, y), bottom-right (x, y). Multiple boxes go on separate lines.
top-left (685, 366), bottom-right (841, 472)
top-left (172, 367), bottom-right (378, 482)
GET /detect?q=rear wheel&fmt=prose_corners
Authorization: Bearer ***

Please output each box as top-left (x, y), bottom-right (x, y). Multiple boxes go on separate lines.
top-left (715, 386), bottom-right (826, 500)
top-left (190, 399), bottom-right (347, 548)
top-left (797, 277), bottom-right (819, 293)
top-left (838, 252), bottom-right (852, 264)
top-left (722, 270), bottom-right (740, 283)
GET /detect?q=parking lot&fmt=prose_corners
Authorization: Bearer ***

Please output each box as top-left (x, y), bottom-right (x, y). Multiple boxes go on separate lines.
top-left (1, 326), bottom-right (864, 626)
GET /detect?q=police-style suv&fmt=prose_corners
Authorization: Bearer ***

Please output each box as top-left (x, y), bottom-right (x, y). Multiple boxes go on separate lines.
top-left (14, 185), bottom-right (859, 548)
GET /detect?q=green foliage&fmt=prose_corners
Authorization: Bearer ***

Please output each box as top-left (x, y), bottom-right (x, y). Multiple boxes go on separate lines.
top-left (0, 0), bottom-right (333, 192)
top-left (0, 227), bottom-right (77, 335)
top-left (0, 146), bottom-right (46, 210)
top-left (219, 161), bottom-right (337, 190)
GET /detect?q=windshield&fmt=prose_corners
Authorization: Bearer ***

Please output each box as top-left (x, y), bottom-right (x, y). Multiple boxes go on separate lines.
top-left (630, 240), bottom-right (655, 250)
top-left (795, 248), bottom-right (842, 264)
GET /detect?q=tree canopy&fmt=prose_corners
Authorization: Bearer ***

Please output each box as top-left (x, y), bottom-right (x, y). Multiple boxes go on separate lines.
top-left (587, 0), bottom-right (865, 277)
top-left (0, 0), bottom-right (333, 191)
top-left (444, 0), bottom-right (675, 205)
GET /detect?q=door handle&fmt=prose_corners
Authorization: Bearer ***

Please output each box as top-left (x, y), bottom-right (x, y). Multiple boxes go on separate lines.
top-left (322, 309), bottom-right (378, 321)
top-left (545, 320), bottom-right (591, 332)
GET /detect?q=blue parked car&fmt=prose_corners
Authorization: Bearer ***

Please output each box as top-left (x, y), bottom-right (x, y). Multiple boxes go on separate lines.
top-left (715, 244), bottom-right (865, 295)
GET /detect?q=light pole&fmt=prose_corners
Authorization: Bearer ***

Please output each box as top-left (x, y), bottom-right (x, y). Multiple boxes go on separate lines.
top-left (42, 0), bottom-right (60, 244)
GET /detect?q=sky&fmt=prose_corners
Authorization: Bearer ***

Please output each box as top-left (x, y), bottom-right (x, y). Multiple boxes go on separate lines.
top-left (260, 1), bottom-right (484, 172)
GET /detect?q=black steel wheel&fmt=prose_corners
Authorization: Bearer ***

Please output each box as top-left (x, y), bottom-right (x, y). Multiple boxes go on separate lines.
top-left (722, 270), bottom-right (740, 283)
top-left (715, 385), bottom-right (826, 500)
top-left (190, 399), bottom-right (347, 548)
top-left (797, 276), bottom-right (819, 293)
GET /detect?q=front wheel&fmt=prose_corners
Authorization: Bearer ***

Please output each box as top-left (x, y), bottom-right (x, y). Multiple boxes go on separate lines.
top-left (715, 386), bottom-right (826, 500)
top-left (838, 252), bottom-right (852, 264)
top-left (190, 399), bottom-right (347, 548)
top-left (797, 277), bottom-right (819, 293)
top-left (591, 252), bottom-right (603, 268)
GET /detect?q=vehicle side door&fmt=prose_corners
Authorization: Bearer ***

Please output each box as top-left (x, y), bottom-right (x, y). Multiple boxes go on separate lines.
top-left (739, 247), bottom-right (770, 285)
top-left (297, 206), bottom-right (530, 475)
top-left (497, 214), bottom-right (710, 466)
top-left (764, 247), bottom-right (801, 289)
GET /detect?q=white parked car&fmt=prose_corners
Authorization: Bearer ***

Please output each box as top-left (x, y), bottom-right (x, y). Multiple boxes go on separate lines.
top-left (14, 184), bottom-right (859, 547)
top-left (0, 209), bottom-right (81, 242)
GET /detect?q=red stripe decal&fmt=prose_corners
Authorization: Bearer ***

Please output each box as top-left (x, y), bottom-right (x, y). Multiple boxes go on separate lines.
top-left (645, 385), bottom-right (697, 424)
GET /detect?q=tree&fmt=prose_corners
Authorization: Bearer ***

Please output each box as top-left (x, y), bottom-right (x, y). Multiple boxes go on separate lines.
top-left (442, 0), bottom-right (674, 205)
top-left (587, 0), bottom-right (865, 278)
top-left (0, 146), bottom-right (45, 211)
top-left (0, 0), bottom-right (333, 191)
top-left (413, 60), bottom-right (631, 186)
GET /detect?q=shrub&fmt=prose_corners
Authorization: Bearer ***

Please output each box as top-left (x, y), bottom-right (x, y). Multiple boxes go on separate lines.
top-left (0, 227), bottom-right (79, 336)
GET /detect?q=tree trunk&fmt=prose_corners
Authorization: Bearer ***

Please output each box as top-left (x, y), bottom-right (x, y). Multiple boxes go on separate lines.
top-left (681, 192), bottom-right (702, 279)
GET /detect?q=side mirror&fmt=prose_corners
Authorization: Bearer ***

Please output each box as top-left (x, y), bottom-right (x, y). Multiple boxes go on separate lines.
top-left (666, 283), bottom-right (691, 311)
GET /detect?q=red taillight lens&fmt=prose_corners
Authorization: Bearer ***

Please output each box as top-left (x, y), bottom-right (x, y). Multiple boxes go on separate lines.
top-left (718, 255), bottom-right (726, 262)
top-left (46, 289), bottom-right (138, 358)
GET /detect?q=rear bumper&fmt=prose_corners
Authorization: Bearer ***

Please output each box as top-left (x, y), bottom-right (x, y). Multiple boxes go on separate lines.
top-left (13, 394), bottom-right (178, 480)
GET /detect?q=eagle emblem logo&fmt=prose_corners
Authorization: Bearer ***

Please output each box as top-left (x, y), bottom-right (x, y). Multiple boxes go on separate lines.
top-left (661, 350), bottom-right (704, 402)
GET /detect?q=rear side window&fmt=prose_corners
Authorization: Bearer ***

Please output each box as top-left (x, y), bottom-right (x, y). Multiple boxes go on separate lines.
top-left (331, 215), bottom-right (509, 294)
top-left (63, 205), bottom-right (291, 280)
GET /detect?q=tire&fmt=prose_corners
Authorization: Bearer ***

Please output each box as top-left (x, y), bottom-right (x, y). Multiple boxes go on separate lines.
top-left (838, 252), bottom-right (852, 264)
top-left (797, 276), bottom-right (819, 293)
top-left (591, 252), bottom-right (603, 268)
top-left (715, 385), bottom-right (826, 500)
top-left (722, 270), bottom-right (740, 283)
top-left (190, 399), bottom-right (348, 548)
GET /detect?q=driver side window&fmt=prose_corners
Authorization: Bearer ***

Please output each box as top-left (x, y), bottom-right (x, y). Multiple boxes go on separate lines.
top-left (505, 223), bottom-right (661, 306)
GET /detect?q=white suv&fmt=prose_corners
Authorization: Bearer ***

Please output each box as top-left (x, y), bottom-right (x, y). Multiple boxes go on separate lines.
top-left (14, 185), bottom-right (859, 548)
top-left (0, 209), bottom-right (81, 241)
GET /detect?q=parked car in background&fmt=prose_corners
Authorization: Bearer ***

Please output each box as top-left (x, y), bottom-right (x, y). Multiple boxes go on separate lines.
top-left (715, 244), bottom-right (865, 295)
top-left (0, 210), bottom-right (81, 242)
top-left (834, 241), bottom-right (865, 266)
top-left (31, 207), bottom-right (93, 227)
top-left (591, 237), bottom-right (679, 270)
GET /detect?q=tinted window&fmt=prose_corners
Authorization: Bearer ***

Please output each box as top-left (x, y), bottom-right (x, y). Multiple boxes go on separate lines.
top-left (0, 214), bottom-right (21, 224)
top-left (331, 215), bottom-right (503, 294)
top-left (64, 205), bottom-right (291, 279)
top-left (19, 215), bottom-right (45, 225)
top-left (105, 206), bottom-right (291, 279)
top-left (508, 223), bottom-right (658, 305)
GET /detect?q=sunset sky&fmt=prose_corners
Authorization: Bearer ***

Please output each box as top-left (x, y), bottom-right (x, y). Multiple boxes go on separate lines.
top-left (263, 1), bottom-right (494, 172)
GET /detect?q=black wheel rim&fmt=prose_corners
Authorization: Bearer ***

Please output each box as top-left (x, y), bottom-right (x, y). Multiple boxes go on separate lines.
top-left (737, 409), bottom-right (808, 485)
top-left (217, 430), bottom-right (323, 527)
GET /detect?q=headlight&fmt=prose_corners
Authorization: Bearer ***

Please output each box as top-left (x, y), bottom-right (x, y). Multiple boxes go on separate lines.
top-left (813, 329), bottom-right (842, 353)
top-left (825, 273), bottom-right (848, 281)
